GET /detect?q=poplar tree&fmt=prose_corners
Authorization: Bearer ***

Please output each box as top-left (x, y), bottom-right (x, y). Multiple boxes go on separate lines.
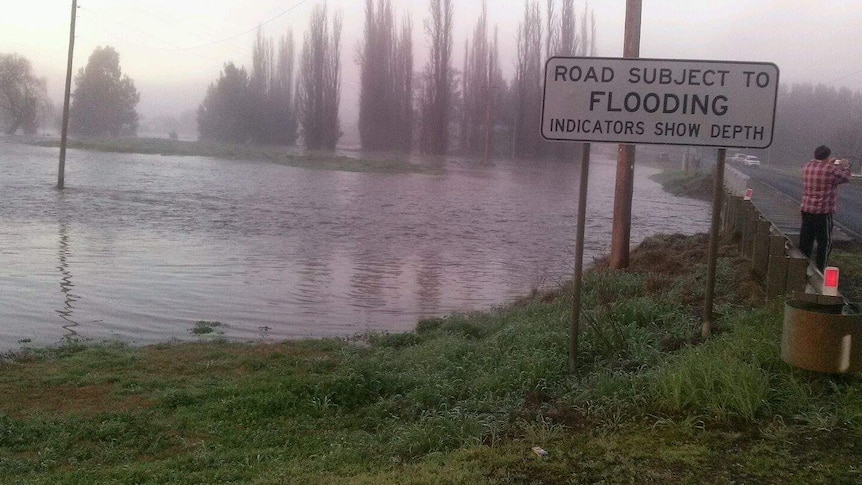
top-left (297, 3), bottom-right (342, 150)
top-left (358, 0), bottom-right (413, 152)
top-left (459, 1), bottom-right (503, 158)
top-left (511, 0), bottom-right (595, 160)
top-left (419, 0), bottom-right (453, 155)
top-left (512, 2), bottom-right (543, 159)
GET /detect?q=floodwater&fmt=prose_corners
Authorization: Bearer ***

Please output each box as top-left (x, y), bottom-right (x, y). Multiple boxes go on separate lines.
top-left (0, 140), bottom-right (710, 350)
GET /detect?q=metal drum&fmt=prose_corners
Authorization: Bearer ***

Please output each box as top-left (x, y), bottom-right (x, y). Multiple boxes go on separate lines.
top-left (782, 299), bottom-right (862, 373)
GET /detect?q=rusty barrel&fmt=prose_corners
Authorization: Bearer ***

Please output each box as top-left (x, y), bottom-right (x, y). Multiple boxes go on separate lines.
top-left (782, 299), bottom-right (862, 373)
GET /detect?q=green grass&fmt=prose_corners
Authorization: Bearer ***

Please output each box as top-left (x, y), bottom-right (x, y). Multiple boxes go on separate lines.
top-left (31, 137), bottom-right (439, 175)
top-left (1, 233), bottom-right (861, 483)
top-left (830, 241), bottom-right (862, 301)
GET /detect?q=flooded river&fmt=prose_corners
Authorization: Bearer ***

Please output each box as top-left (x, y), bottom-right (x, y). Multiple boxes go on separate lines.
top-left (0, 140), bottom-right (710, 350)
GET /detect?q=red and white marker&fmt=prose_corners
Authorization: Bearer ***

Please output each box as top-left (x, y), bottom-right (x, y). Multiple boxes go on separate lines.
top-left (744, 188), bottom-right (753, 201)
top-left (823, 266), bottom-right (839, 296)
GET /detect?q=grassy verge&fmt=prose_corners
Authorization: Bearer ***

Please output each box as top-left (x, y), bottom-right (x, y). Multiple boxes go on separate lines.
top-left (1, 233), bottom-right (861, 484)
top-left (830, 241), bottom-right (862, 301)
top-left (31, 137), bottom-right (438, 175)
top-left (648, 170), bottom-right (713, 201)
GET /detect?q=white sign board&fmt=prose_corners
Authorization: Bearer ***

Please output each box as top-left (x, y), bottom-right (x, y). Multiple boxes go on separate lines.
top-left (542, 57), bottom-right (779, 148)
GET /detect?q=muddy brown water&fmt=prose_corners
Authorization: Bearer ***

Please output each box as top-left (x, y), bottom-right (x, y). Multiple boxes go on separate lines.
top-left (0, 140), bottom-right (710, 350)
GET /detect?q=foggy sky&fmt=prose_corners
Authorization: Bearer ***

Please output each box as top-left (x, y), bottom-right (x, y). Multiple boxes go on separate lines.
top-left (4, 0), bottom-right (862, 121)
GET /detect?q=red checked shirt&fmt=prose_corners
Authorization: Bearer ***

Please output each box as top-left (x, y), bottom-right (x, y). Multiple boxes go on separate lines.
top-left (800, 159), bottom-right (851, 214)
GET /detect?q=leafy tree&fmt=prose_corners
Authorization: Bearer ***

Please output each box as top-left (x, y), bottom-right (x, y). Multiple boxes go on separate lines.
top-left (71, 46), bottom-right (139, 137)
top-left (297, 3), bottom-right (342, 150)
top-left (0, 53), bottom-right (49, 135)
top-left (197, 62), bottom-right (252, 143)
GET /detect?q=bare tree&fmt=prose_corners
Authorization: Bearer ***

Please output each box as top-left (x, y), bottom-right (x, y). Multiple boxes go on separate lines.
top-left (419, 0), bottom-right (453, 155)
top-left (0, 53), bottom-right (49, 135)
top-left (297, 3), bottom-right (342, 150)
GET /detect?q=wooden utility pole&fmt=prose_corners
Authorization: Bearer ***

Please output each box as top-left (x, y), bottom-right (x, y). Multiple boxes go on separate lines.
top-left (609, 0), bottom-right (642, 268)
top-left (58, 0), bottom-right (77, 190)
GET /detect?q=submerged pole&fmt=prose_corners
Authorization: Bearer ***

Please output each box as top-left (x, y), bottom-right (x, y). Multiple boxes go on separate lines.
top-left (58, 0), bottom-right (77, 190)
top-left (570, 143), bottom-right (591, 373)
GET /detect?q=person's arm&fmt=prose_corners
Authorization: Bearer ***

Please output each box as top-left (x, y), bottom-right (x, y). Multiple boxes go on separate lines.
top-left (832, 159), bottom-right (852, 184)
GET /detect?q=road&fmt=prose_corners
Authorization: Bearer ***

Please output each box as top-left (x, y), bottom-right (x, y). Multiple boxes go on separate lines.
top-left (735, 163), bottom-right (862, 241)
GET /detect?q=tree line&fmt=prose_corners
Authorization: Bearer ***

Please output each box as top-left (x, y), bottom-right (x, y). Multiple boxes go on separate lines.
top-left (197, 0), bottom-right (598, 160)
top-left (772, 83), bottom-right (862, 166)
top-left (4, 0), bottom-right (862, 167)
top-left (0, 46), bottom-right (138, 137)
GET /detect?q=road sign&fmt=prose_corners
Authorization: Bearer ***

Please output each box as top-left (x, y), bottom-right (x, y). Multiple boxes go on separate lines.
top-left (542, 57), bottom-right (779, 148)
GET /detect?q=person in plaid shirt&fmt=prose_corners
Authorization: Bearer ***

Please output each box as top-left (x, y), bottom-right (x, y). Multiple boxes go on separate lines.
top-left (799, 145), bottom-right (852, 271)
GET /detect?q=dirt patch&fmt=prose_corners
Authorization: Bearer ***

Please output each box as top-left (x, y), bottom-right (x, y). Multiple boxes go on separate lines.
top-left (0, 384), bottom-right (154, 417)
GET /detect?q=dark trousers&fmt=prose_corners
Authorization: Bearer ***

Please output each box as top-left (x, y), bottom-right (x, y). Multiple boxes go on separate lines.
top-left (799, 212), bottom-right (833, 271)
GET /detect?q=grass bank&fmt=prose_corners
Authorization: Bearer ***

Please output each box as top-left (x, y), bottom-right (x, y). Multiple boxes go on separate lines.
top-left (2, 233), bottom-right (861, 483)
top-left (648, 170), bottom-right (713, 201)
top-left (31, 137), bottom-right (438, 175)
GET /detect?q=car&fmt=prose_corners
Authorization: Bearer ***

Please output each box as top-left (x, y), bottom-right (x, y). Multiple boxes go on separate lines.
top-left (743, 155), bottom-right (761, 167)
top-left (730, 153), bottom-right (748, 163)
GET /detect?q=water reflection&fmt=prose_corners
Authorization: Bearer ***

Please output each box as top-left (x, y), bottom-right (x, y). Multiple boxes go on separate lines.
top-left (56, 223), bottom-right (79, 339)
top-left (416, 251), bottom-right (443, 313)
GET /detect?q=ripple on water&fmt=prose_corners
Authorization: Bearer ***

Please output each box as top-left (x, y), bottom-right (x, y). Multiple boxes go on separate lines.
top-left (0, 143), bottom-right (711, 350)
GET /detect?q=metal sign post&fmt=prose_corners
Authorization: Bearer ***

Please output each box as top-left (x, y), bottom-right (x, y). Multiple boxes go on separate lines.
top-left (570, 142), bottom-right (591, 372)
top-left (702, 147), bottom-right (726, 337)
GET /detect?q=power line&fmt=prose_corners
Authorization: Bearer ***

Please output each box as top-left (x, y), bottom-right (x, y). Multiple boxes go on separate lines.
top-left (177, 0), bottom-right (313, 52)
top-left (78, 0), bottom-right (311, 55)
top-left (827, 69), bottom-right (862, 85)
